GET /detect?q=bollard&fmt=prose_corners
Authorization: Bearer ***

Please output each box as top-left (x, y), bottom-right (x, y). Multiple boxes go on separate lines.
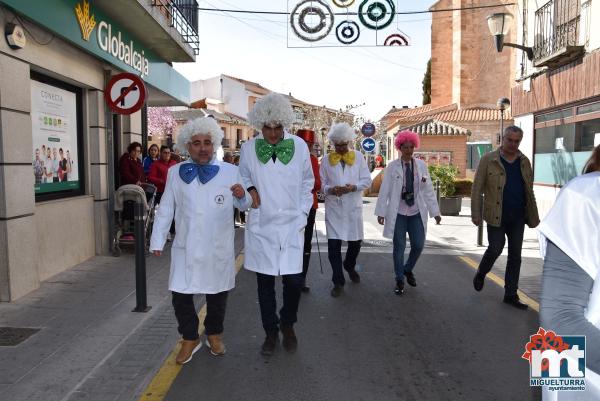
top-left (477, 193), bottom-right (484, 247)
top-left (435, 180), bottom-right (441, 205)
top-left (133, 200), bottom-right (151, 312)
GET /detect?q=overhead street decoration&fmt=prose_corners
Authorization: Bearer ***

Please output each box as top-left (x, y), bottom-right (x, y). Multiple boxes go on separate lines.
top-left (104, 72), bottom-right (146, 115)
top-left (361, 137), bottom-right (376, 152)
top-left (288, 0), bottom-right (410, 48)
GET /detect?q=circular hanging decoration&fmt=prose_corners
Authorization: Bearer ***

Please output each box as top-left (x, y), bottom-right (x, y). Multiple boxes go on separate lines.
top-left (384, 33), bottom-right (409, 46)
top-left (358, 0), bottom-right (395, 30)
top-left (332, 0), bottom-right (356, 7)
top-left (290, 0), bottom-right (335, 42)
top-left (335, 20), bottom-right (360, 45)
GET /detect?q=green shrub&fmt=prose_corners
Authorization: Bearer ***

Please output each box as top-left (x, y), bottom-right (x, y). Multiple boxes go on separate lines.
top-left (428, 165), bottom-right (459, 197)
top-left (454, 179), bottom-right (473, 197)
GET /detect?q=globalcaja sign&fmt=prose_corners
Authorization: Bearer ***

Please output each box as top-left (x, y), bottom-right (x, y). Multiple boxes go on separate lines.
top-left (96, 21), bottom-right (149, 77)
top-left (1, 0), bottom-right (189, 104)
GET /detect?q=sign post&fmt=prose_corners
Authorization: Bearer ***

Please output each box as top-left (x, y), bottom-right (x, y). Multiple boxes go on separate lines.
top-left (105, 72), bottom-right (150, 312)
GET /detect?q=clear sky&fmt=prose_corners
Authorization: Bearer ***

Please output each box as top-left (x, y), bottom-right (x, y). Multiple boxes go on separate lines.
top-left (173, 0), bottom-right (436, 121)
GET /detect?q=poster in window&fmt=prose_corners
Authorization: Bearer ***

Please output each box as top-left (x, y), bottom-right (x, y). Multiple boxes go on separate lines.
top-left (31, 80), bottom-right (79, 194)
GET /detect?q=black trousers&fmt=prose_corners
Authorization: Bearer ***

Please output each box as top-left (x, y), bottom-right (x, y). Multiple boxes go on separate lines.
top-left (327, 239), bottom-right (362, 286)
top-left (477, 210), bottom-right (526, 297)
top-left (172, 291), bottom-right (228, 340)
top-left (302, 207), bottom-right (317, 279)
top-left (256, 272), bottom-right (303, 334)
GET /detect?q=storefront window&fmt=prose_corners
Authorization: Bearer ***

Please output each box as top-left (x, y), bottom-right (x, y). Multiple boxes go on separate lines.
top-left (31, 73), bottom-right (84, 200)
top-left (534, 120), bottom-right (597, 185)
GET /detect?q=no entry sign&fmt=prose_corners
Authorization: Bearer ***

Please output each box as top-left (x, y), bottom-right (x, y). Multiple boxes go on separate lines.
top-left (104, 72), bottom-right (146, 115)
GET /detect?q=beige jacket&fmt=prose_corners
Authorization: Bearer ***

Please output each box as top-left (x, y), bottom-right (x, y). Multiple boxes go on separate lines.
top-left (471, 149), bottom-right (540, 228)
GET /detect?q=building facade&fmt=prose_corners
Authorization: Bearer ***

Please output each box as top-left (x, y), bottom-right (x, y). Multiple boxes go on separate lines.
top-left (511, 0), bottom-right (599, 217)
top-left (380, 0), bottom-right (517, 177)
top-left (188, 74), bottom-right (353, 155)
top-left (0, 0), bottom-right (197, 301)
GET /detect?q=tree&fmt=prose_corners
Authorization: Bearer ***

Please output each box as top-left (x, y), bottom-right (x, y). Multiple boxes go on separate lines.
top-left (147, 107), bottom-right (176, 139)
top-left (422, 59), bottom-right (431, 105)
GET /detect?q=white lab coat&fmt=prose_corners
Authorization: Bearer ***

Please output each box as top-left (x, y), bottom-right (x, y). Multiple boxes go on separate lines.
top-left (239, 132), bottom-right (314, 276)
top-left (538, 171), bottom-right (600, 400)
top-left (374, 158), bottom-right (440, 238)
top-left (320, 150), bottom-right (372, 241)
top-left (149, 160), bottom-right (251, 294)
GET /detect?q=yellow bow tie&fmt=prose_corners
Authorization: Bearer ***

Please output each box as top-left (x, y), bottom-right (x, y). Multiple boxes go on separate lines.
top-left (329, 151), bottom-right (355, 166)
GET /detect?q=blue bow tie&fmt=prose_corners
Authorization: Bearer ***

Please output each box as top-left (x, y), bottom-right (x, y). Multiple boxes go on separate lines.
top-left (179, 163), bottom-right (219, 184)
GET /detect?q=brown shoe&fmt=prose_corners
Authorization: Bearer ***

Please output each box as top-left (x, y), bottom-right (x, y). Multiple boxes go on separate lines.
top-left (205, 334), bottom-right (226, 356)
top-left (260, 332), bottom-right (279, 356)
top-left (176, 339), bottom-right (202, 364)
top-left (280, 325), bottom-right (298, 353)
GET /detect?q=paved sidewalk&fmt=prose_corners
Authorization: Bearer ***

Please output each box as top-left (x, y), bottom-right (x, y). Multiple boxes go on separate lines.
top-left (0, 230), bottom-right (244, 401)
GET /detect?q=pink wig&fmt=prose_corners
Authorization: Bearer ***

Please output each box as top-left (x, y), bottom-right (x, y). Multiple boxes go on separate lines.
top-left (394, 130), bottom-right (420, 150)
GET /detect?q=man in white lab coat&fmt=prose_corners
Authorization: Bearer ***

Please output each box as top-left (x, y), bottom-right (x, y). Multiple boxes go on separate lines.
top-left (320, 123), bottom-right (372, 297)
top-left (239, 93), bottom-right (314, 356)
top-left (150, 117), bottom-right (251, 365)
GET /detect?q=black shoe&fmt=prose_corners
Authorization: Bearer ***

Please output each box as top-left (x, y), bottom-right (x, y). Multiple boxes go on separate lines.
top-left (473, 272), bottom-right (485, 292)
top-left (503, 295), bottom-right (529, 310)
top-left (280, 325), bottom-right (298, 353)
top-left (330, 285), bottom-right (343, 298)
top-left (260, 332), bottom-right (279, 356)
top-left (405, 272), bottom-right (417, 287)
top-left (301, 285), bottom-right (310, 293)
top-left (394, 280), bottom-right (404, 295)
top-left (347, 269), bottom-right (361, 283)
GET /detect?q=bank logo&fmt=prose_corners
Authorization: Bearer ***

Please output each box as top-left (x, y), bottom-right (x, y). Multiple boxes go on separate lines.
top-left (522, 327), bottom-right (586, 392)
top-left (75, 0), bottom-right (96, 41)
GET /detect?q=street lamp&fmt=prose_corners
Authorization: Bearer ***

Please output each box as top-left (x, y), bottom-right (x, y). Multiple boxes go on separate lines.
top-left (486, 12), bottom-right (533, 60)
top-left (497, 97), bottom-right (510, 140)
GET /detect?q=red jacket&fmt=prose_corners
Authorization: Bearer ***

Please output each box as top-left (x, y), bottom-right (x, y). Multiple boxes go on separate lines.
top-left (310, 154), bottom-right (321, 209)
top-left (119, 153), bottom-right (144, 185)
top-left (148, 159), bottom-right (177, 193)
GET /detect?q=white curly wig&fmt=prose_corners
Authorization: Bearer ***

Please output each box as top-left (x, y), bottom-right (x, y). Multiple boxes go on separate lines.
top-left (175, 117), bottom-right (224, 155)
top-left (327, 122), bottom-right (357, 144)
top-left (247, 93), bottom-right (295, 130)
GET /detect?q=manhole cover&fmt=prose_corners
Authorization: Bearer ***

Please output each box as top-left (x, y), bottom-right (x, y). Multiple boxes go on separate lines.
top-left (0, 327), bottom-right (40, 346)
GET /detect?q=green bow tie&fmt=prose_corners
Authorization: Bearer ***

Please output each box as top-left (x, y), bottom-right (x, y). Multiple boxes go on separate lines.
top-left (255, 138), bottom-right (295, 165)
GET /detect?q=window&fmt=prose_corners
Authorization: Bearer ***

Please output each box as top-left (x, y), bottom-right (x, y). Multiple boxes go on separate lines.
top-left (577, 102), bottom-right (600, 115)
top-left (535, 108), bottom-right (573, 123)
top-left (533, 119), bottom-right (597, 185)
top-left (31, 72), bottom-right (84, 201)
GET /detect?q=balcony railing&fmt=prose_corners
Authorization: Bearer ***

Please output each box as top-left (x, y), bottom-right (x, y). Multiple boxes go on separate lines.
top-left (533, 0), bottom-right (591, 65)
top-left (152, 0), bottom-right (200, 55)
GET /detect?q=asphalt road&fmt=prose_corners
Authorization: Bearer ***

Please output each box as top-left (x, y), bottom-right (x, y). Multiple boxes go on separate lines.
top-left (164, 201), bottom-right (542, 401)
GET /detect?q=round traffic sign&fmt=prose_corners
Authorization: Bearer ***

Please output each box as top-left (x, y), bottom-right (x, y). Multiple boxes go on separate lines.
top-left (104, 72), bottom-right (146, 115)
top-left (361, 122), bottom-right (376, 137)
top-left (361, 137), bottom-right (376, 152)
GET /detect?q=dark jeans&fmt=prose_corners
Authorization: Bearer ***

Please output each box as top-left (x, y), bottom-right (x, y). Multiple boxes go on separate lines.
top-left (172, 291), bottom-right (228, 340)
top-left (393, 213), bottom-right (425, 281)
top-left (327, 239), bottom-right (362, 286)
top-left (256, 272), bottom-right (303, 333)
top-left (477, 209), bottom-right (525, 297)
top-left (302, 207), bottom-right (317, 279)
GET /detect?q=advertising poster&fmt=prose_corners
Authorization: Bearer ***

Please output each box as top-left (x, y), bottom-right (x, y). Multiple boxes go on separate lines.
top-left (31, 80), bottom-right (79, 194)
